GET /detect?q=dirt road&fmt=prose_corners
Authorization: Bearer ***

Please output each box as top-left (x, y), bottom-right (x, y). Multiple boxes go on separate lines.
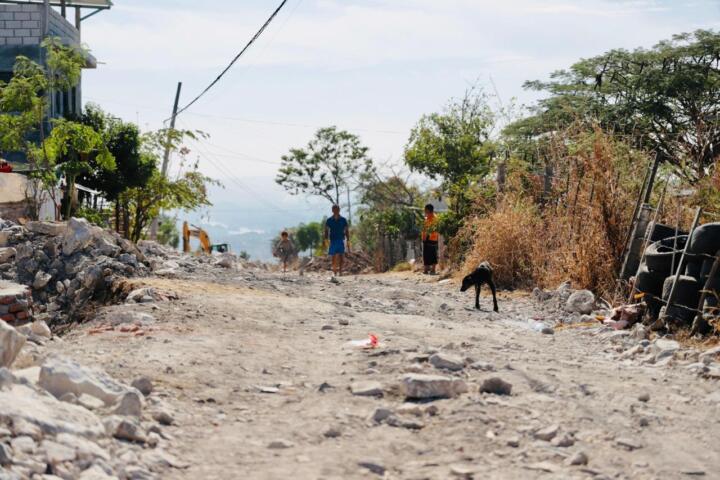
top-left (49, 269), bottom-right (720, 479)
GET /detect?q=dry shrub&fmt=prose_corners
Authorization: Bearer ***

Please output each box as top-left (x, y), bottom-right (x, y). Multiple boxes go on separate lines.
top-left (460, 127), bottom-right (645, 298)
top-left (460, 195), bottom-right (541, 288)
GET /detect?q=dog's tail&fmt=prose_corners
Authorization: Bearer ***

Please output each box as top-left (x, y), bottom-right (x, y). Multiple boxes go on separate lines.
top-left (479, 261), bottom-right (492, 272)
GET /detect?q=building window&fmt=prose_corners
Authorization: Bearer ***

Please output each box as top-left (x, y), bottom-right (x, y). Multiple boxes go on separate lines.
top-left (71, 87), bottom-right (77, 114)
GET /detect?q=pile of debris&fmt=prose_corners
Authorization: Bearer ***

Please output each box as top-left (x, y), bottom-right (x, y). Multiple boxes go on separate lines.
top-left (0, 319), bottom-right (182, 479)
top-left (0, 217), bottom-right (151, 326)
top-left (302, 251), bottom-right (374, 275)
top-left (532, 282), bottom-right (613, 325)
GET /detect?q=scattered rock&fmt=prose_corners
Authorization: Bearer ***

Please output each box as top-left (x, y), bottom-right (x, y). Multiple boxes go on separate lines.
top-left (151, 409), bottom-right (174, 426)
top-left (566, 290), bottom-right (595, 314)
top-left (26, 221), bottom-right (66, 237)
top-left (0, 247), bottom-right (16, 264)
top-left (113, 390), bottom-right (143, 417)
top-left (400, 374), bottom-right (468, 400)
top-left (638, 392), bottom-right (650, 402)
top-left (534, 425), bottom-right (559, 441)
top-left (32, 271), bottom-right (52, 290)
top-left (469, 361), bottom-right (495, 371)
top-left (358, 460), bottom-right (385, 476)
top-left (615, 437), bottom-right (643, 451)
top-left (566, 451), bottom-right (589, 466)
top-left (29, 320), bottom-right (51, 338)
top-left (350, 381), bottom-right (383, 397)
top-left (551, 433), bottom-right (575, 447)
top-left (479, 377), bottom-right (512, 396)
top-left (0, 320), bottom-right (25, 367)
top-left (131, 376), bottom-right (153, 396)
top-left (39, 356), bottom-right (129, 406)
top-left (267, 439), bottom-right (293, 449)
top-left (105, 416), bottom-right (145, 443)
top-left (371, 407), bottom-right (393, 423)
top-left (428, 352), bottom-right (464, 371)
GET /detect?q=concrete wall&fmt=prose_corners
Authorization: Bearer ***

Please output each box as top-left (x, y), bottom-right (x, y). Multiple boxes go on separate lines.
top-left (0, 4), bottom-right (44, 46)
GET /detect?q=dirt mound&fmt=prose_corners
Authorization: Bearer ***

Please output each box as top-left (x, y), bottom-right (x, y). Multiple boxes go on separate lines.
top-left (303, 251), bottom-right (374, 274)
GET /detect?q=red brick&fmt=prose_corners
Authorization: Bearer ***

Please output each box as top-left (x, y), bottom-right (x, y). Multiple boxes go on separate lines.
top-left (0, 296), bottom-right (14, 305)
top-left (14, 311), bottom-right (28, 321)
top-left (0, 314), bottom-right (15, 322)
top-left (8, 303), bottom-right (26, 313)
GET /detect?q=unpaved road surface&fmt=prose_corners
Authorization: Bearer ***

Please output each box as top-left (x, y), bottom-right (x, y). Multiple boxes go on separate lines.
top-left (49, 270), bottom-right (720, 479)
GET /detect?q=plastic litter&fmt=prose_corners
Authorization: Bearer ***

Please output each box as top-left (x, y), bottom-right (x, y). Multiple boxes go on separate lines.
top-left (348, 334), bottom-right (379, 349)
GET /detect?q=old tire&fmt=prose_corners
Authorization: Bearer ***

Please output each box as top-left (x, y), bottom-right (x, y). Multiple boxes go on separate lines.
top-left (662, 275), bottom-right (701, 324)
top-left (635, 264), bottom-right (665, 297)
top-left (644, 236), bottom-right (687, 274)
top-left (688, 222), bottom-right (720, 256)
top-left (648, 222), bottom-right (686, 242)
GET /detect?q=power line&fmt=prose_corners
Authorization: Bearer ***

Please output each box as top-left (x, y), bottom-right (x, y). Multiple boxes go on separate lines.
top-left (171, 0), bottom-right (290, 119)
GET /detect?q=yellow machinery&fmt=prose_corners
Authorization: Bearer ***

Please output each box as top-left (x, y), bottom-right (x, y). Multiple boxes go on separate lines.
top-left (182, 221), bottom-right (229, 254)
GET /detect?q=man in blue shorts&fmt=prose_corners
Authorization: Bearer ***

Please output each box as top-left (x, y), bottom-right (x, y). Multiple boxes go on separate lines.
top-left (324, 204), bottom-right (350, 276)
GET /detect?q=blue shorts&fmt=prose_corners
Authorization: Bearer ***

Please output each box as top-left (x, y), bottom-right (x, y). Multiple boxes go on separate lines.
top-left (328, 239), bottom-right (345, 255)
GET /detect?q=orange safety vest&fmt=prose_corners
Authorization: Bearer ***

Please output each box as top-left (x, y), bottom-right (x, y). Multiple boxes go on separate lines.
top-left (423, 214), bottom-right (439, 242)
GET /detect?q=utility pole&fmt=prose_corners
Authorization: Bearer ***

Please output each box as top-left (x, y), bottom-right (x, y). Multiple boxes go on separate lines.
top-left (150, 81), bottom-right (182, 240)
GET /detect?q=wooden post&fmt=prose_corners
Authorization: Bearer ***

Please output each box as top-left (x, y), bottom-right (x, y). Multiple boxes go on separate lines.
top-left (690, 249), bottom-right (720, 336)
top-left (150, 82), bottom-right (182, 240)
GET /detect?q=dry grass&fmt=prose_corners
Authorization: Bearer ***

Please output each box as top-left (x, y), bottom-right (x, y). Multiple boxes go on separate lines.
top-left (458, 128), bottom-right (644, 297)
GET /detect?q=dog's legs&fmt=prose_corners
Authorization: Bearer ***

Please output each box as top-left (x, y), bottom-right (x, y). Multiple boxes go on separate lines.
top-left (474, 284), bottom-right (481, 310)
top-left (488, 278), bottom-right (499, 312)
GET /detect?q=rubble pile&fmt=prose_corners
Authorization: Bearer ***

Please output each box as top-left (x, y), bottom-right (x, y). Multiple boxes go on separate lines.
top-left (137, 240), bottom-right (259, 278)
top-left (0, 319), bottom-right (182, 479)
top-left (0, 218), bottom-right (152, 326)
top-left (303, 251), bottom-right (374, 275)
top-left (532, 282), bottom-right (614, 327)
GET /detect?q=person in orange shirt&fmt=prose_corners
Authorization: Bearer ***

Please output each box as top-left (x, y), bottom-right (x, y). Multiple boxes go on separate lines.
top-left (422, 203), bottom-right (439, 275)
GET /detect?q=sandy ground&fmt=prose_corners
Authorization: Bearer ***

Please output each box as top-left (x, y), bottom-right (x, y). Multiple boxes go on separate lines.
top-left (47, 269), bottom-right (720, 480)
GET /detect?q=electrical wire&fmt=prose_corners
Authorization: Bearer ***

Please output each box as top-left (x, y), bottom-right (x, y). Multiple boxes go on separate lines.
top-left (171, 0), bottom-right (290, 119)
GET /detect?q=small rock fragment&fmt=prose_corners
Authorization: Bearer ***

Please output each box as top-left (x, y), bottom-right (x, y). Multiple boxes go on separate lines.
top-left (267, 439), bottom-right (293, 449)
top-left (358, 460), bottom-right (385, 476)
top-left (479, 377), bottom-right (512, 396)
top-left (428, 352), bottom-right (464, 371)
top-left (566, 451), bottom-right (588, 466)
top-left (350, 381), bottom-right (383, 397)
top-left (534, 424), bottom-right (559, 441)
top-left (131, 376), bottom-right (153, 396)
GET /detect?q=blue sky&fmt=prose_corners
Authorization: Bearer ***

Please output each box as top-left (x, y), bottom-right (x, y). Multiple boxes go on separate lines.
top-left (76, 0), bottom-right (720, 239)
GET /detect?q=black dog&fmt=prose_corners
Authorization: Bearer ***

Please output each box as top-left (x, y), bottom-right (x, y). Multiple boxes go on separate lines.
top-left (460, 262), bottom-right (499, 312)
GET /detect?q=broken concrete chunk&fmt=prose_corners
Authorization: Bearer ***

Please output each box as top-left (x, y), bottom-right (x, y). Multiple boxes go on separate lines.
top-left (62, 218), bottom-right (103, 256)
top-left (350, 381), bottom-right (383, 397)
top-left (29, 320), bottom-right (51, 338)
top-left (400, 374), bottom-right (467, 400)
top-left (26, 221), bottom-right (67, 237)
top-left (0, 247), bottom-right (16, 264)
top-left (104, 416), bottom-right (145, 443)
top-left (39, 356), bottom-right (129, 406)
top-left (0, 320), bottom-right (25, 368)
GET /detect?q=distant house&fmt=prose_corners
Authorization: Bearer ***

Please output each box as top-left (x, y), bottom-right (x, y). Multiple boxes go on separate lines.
top-left (0, 0), bottom-right (111, 163)
top-left (0, 1), bottom-right (111, 220)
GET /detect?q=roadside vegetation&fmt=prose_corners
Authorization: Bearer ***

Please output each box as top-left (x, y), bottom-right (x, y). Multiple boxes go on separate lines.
top-left (0, 38), bottom-right (216, 247)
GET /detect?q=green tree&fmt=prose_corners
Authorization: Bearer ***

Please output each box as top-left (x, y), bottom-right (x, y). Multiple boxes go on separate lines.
top-left (276, 126), bottom-right (375, 206)
top-left (516, 29), bottom-right (720, 183)
top-left (76, 104), bottom-right (155, 231)
top-left (157, 215), bottom-right (180, 249)
top-left (0, 38), bottom-right (91, 218)
top-left (46, 118), bottom-right (115, 218)
top-left (294, 222), bottom-right (323, 256)
top-left (404, 87), bottom-right (496, 232)
top-left (120, 170), bottom-right (216, 243)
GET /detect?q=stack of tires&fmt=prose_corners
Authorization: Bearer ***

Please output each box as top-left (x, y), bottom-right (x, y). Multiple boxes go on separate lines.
top-left (634, 222), bottom-right (720, 329)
